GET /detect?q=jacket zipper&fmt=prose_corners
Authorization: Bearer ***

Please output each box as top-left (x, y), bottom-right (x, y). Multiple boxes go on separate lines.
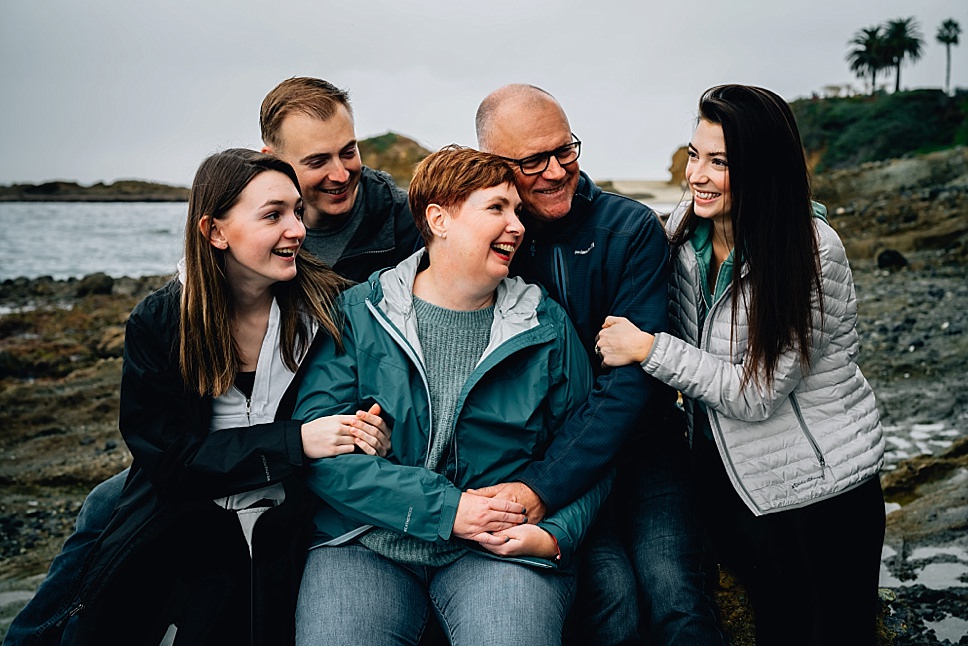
top-left (366, 299), bottom-right (436, 464)
top-left (702, 282), bottom-right (760, 512)
top-left (552, 246), bottom-right (572, 320)
top-left (789, 392), bottom-right (827, 473)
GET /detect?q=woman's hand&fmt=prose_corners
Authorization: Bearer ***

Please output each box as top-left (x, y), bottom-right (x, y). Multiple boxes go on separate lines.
top-left (452, 492), bottom-right (527, 546)
top-left (481, 524), bottom-right (558, 559)
top-left (595, 316), bottom-right (655, 367)
top-left (300, 403), bottom-right (392, 459)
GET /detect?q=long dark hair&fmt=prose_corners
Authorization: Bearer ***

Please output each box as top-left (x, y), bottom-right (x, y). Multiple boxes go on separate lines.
top-left (670, 85), bottom-right (823, 388)
top-left (180, 148), bottom-right (352, 396)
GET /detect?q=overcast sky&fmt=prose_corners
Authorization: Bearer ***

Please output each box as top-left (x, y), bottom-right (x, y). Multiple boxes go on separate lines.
top-left (1, 0), bottom-right (965, 186)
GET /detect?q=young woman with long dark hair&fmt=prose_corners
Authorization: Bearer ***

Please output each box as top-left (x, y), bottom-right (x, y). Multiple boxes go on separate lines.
top-left (595, 85), bottom-right (886, 646)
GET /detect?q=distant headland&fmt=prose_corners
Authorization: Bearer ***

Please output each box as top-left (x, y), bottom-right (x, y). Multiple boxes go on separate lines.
top-left (2, 89), bottom-right (965, 203)
top-left (0, 179), bottom-right (189, 202)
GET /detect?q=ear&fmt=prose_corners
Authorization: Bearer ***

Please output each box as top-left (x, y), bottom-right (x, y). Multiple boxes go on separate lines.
top-left (260, 144), bottom-right (273, 154)
top-left (199, 215), bottom-right (227, 249)
top-left (425, 204), bottom-right (448, 239)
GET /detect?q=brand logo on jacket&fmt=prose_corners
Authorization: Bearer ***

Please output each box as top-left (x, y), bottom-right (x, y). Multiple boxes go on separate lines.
top-left (790, 473), bottom-right (824, 490)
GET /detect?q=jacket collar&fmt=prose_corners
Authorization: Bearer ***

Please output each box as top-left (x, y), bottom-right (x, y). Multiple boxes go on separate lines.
top-left (369, 249), bottom-right (544, 362)
top-left (520, 171), bottom-right (600, 237)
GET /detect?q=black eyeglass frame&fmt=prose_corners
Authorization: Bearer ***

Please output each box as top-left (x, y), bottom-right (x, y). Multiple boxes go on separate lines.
top-left (501, 134), bottom-right (582, 176)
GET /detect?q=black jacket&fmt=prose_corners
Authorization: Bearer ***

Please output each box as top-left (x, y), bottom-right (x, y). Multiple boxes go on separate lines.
top-left (303, 166), bottom-right (423, 283)
top-left (40, 280), bottom-right (314, 645)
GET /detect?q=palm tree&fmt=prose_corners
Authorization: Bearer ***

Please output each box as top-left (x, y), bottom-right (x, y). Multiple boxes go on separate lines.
top-left (847, 26), bottom-right (888, 95)
top-left (936, 18), bottom-right (962, 95)
top-left (883, 17), bottom-right (925, 92)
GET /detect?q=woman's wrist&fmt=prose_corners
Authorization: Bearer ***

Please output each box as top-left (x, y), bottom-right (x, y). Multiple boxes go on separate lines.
top-left (639, 330), bottom-right (655, 363)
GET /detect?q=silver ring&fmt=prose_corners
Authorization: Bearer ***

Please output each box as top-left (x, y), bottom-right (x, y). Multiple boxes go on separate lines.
top-left (594, 345), bottom-right (602, 357)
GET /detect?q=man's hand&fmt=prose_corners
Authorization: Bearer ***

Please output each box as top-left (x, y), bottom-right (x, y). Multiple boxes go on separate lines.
top-left (452, 492), bottom-right (527, 546)
top-left (468, 482), bottom-right (546, 523)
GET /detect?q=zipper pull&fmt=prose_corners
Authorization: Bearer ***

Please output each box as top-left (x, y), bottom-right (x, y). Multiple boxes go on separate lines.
top-left (530, 239), bottom-right (536, 257)
top-left (246, 397), bottom-right (251, 425)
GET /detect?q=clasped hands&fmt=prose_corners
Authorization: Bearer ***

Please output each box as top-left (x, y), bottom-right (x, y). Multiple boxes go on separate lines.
top-left (454, 482), bottom-right (557, 559)
top-left (301, 402), bottom-right (392, 459)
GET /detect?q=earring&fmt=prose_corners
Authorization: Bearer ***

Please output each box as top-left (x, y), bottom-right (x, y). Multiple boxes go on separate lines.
top-left (439, 231), bottom-right (447, 239)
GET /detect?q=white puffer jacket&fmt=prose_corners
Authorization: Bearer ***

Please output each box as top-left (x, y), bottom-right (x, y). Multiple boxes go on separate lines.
top-left (642, 205), bottom-right (884, 515)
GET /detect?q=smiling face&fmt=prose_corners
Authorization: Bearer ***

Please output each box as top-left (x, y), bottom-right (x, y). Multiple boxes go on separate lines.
top-left (267, 105), bottom-right (362, 227)
top-left (480, 98), bottom-right (579, 223)
top-left (433, 182), bottom-right (524, 294)
top-left (206, 170), bottom-right (305, 291)
top-left (685, 119), bottom-right (732, 224)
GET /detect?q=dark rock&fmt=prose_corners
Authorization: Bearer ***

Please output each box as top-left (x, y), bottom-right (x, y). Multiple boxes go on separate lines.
top-left (878, 249), bottom-right (909, 270)
top-left (75, 273), bottom-right (114, 296)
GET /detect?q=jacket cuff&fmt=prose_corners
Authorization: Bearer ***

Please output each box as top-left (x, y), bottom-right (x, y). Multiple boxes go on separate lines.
top-left (438, 485), bottom-right (462, 540)
top-left (284, 420), bottom-right (306, 468)
top-left (537, 521), bottom-right (570, 567)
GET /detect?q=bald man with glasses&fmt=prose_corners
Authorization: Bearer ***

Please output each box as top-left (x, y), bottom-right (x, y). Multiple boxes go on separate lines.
top-left (475, 84), bottom-right (725, 646)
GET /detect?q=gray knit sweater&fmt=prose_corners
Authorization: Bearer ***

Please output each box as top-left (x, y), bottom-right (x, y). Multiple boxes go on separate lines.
top-left (359, 296), bottom-right (493, 565)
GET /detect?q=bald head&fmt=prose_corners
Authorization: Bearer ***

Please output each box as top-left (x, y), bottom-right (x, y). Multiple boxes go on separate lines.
top-left (476, 84), bottom-right (568, 153)
top-left (475, 84), bottom-right (579, 222)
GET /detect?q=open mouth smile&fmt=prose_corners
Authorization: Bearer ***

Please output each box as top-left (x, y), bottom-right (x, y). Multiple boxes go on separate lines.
top-left (491, 242), bottom-right (516, 260)
top-left (272, 247), bottom-right (298, 258)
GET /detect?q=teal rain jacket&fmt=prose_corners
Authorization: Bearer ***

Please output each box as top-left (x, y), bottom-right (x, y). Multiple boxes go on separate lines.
top-left (293, 250), bottom-right (607, 569)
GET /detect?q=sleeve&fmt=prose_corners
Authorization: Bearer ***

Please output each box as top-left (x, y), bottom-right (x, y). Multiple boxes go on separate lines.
top-left (292, 310), bottom-right (463, 542)
top-left (523, 302), bottom-right (613, 562)
top-left (119, 294), bottom-right (304, 502)
top-left (643, 223), bottom-right (848, 422)
top-left (538, 469), bottom-right (614, 567)
top-left (518, 210), bottom-right (673, 511)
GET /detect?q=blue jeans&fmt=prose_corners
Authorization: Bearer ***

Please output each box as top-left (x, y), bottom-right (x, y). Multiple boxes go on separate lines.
top-left (296, 544), bottom-right (575, 646)
top-left (624, 443), bottom-right (724, 645)
top-left (570, 440), bottom-right (724, 646)
top-left (565, 499), bottom-right (639, 645)
top-left (3, 469), bottom-right (127, 645)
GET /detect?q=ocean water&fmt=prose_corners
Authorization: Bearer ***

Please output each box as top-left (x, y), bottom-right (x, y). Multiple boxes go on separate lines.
top-left (0, 202), bottom-right (187, 280)
top-left (0, 200), bottom-right (682, 282)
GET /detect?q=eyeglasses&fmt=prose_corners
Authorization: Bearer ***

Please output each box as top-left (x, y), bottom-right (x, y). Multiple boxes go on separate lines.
top-left (502, 134), bottom-right (581, 176)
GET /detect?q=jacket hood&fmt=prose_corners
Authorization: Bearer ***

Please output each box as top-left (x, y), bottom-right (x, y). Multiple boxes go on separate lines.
top-left (369, 249), bottom-right (544, 365)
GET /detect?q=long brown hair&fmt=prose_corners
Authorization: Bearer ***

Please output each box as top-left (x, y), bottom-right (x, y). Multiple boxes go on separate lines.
top-left (180, 148), bottom-right (351, 396)
top-left (670, 85), bottom-right (823, 389)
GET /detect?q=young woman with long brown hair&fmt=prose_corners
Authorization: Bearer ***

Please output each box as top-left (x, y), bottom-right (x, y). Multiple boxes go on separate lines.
top-left (12, 148), bottom-right (390, 645)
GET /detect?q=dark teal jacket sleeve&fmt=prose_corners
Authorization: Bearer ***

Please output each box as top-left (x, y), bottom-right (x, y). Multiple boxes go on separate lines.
top-left (292, 311), bottom-right (463, 542)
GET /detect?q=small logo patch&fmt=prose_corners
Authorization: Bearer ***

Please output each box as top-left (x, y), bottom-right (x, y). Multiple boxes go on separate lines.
top-left (403, 506), bottom-right (413, 533)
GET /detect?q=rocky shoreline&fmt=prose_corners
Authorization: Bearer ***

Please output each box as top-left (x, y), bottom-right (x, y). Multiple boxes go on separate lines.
top-left (1, 154), bottom-right (967, 642)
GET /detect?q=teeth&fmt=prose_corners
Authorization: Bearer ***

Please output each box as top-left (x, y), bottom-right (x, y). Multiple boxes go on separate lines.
top-left (695, 190), bottom-right (719, 199)
top-left (321, 186), bottom-right (347, 195)
top-left (492, 243), bottom-right (516, 253)
top-left (273, 248), bottom-right (296, 257)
